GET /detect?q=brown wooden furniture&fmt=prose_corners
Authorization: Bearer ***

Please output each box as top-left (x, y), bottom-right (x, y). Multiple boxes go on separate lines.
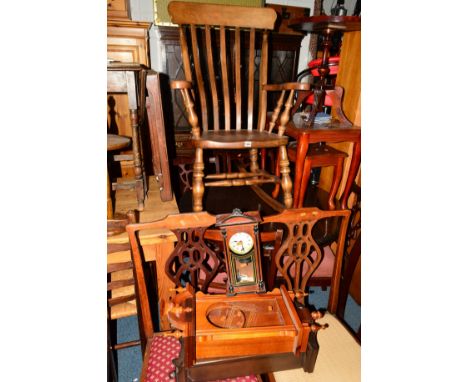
top-left (107, 134), bottom-right (131, 219)
top-left (107, 211), bottom-right (142, 380)
top-left (157, 21), bottom-right (304, 150)
top-left (107, 0), bottom-right (130, 20)
top-left (145, 71), bottom-right (173, 202)
top-left (108, 62), bottom-right (148, 211)
top-left (284, 119), bottom-right (360, 209)
top-left (126, 206), bottom-right (352, 381)
top-left (107, 18), bottom-right (150, 212)
top-left (126, 211), bottom-right (262, 381)
top-left (107, 20), bottom-right (151, 66)
top-left (264, 207), bottom-right (360, 382)
top-left (288, 15), bottom-right (360, 120)
top-left (279, 86), bottom-right (352, 210)
top-left (109, 175), bottom-right (180, 331)
top-left (167, 1), bottom-right (310, 212)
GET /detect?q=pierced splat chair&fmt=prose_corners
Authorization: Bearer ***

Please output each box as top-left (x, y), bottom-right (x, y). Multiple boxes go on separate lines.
top-left (261, 207), bottom-right (361, 381)
top-left (168, 1), bottom-right (309, 212)
top-left (126, 212), bottom-right (262, 381)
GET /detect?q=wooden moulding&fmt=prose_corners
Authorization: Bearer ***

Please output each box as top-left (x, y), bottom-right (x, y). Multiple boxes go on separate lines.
top-left (193, 285), bottom-right (304, 360)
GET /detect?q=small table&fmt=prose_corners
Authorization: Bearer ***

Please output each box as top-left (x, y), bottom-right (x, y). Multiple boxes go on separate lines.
top-left (107, 62), bottom-right (148, 211)
top-left (288, 16), bottom-right (361, 119)
top-left (286, 120), bottom-right (361, 209)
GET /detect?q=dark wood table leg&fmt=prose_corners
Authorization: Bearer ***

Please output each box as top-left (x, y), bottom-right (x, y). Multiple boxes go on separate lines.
top-left (293, 135), bottom-right (309, 208)
top-left (130, 108), bottom-right (145, 211)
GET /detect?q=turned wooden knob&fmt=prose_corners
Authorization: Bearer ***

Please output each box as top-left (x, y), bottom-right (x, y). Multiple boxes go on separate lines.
top-left (170, 305), bottom-right (193, 316)
top-left (311, 323), bottom-right (329, 332)
top-left (311, 310), bottom-right (325, 320)
top-left (294, 290), bottom-right (308, 299)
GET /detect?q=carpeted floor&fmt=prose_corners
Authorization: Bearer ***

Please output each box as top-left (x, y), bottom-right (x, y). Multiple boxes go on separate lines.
top-left (115, 287), bottom-right (361, 381)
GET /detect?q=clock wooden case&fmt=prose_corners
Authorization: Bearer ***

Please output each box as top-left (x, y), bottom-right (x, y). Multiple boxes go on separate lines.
top-left (215, 209), bottom-right (266, 295)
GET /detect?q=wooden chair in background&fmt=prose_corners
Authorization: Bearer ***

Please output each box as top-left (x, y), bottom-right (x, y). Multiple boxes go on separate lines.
top-left (107, 210), bottom-right (142, 381)
top-left (168, 1), bottom-right (310, 212)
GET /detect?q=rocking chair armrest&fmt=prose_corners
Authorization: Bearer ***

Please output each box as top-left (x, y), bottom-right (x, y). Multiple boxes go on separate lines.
top-left (262, 82), bottom-right (311, 92)
top-left (170, 80), bottom-right (194, 90)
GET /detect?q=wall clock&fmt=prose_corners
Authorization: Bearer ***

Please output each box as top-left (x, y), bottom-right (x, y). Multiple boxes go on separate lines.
top-left (216, 208), bottom-right (265, 295)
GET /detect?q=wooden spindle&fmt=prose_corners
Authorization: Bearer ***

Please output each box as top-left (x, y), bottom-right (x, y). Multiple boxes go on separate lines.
top-left (190, 24), bottom-right (208, 130)
top-left (235, 27), bottom-right (242, 130)
top-left (247, 28), bottom-right (255, 130)
top-left (268, 90), bottom-right (285, 133)
top-left (205, 25), bottom-right (219, 130)
top-left (178, 26), bottom-right (192, 84)
top-left (181, 88), bottom-right (200, 139)
top-left (277, 89), bottom-right (295, 137)
top-left (257, 30), bottom-right (269, 131)
top-left (220, 25), bottom-right (230, 130)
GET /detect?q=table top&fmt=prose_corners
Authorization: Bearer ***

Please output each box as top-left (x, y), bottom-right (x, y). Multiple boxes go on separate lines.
top-left (289, 15), bottom-right (361, 34)
top-left (285, 119), bottom-right (361, 143)
top-left (107, 61), bottom-right (148, 71)
top-left (107, 133), bottom-right (131, 151)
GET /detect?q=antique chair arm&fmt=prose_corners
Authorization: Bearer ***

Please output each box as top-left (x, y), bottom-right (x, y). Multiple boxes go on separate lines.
top-left (170, 80), bottom-right (201, 139)
top-left (263, 82), bottom-right (311, 135)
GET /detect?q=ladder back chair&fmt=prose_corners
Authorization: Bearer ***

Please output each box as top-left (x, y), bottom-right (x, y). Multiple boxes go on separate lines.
top-left (107, 210), bottom-right (143, 380)
top-left (168, 1), bottom-right (310, 212)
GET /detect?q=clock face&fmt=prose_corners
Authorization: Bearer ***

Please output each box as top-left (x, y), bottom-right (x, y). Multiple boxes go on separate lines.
top-left (228, 232), bottom-right (254, 255)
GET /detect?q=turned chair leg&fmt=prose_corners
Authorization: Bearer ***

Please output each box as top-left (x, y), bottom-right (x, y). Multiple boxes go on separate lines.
top-left (249, 148), bottom-right (259, 173)
top-left (279, 145), bottom-right (293, 208)
top-left (192, 147), bottom-right (205, 212)
top-left (298, 160), bottom-right (313, 209)
top-left (271, 148), bottom-right (281, 199)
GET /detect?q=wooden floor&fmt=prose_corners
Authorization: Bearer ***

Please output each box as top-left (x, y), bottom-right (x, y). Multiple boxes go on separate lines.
top-left (114, 175), bottom-right (179, 222)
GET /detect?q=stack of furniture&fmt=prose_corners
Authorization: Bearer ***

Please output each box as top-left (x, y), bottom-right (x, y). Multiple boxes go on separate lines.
top-left (125, 206), bottom-right (359, 381)
top-left (107, 0), bottom-right (152, 212)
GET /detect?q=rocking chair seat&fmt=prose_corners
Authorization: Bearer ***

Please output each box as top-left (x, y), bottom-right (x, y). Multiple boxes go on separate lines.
top-left (194, 130), bottom-right (288, 150)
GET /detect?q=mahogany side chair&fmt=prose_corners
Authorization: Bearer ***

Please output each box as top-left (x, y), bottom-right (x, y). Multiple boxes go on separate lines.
top-left (167, 1), bottom-right (310, 212)
top-left (126, 211), bottom-right (263, 382)
top-left (261, 207), bottom-right (361, 382)
top-left (107, 210), bottom-right (143, 381)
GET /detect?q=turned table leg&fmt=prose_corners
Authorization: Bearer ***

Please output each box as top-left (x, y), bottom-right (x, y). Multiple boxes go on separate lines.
top-left (293, 136), bottom-right (309, 208)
